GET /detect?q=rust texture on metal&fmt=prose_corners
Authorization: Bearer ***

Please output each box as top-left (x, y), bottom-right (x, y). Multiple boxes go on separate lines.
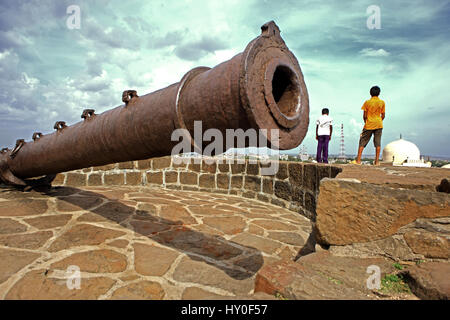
top-left (0, 21), bottom-right (309, 186)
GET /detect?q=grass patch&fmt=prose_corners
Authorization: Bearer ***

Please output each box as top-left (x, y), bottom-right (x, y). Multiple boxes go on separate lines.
top-left (380, 273), bottom-right (411, 294)
top-left (274, 292), bottom-right (287, 300)
top-left (327, 276), bottom-right (343, 285)
top-left (318, 271), bottom-right (343, 285)
top-left (393, 263), bottom-right (403, 270)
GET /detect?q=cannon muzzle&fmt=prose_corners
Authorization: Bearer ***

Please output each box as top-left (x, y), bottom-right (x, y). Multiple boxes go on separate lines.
top-left (0, 21), bottom-right (309, 186)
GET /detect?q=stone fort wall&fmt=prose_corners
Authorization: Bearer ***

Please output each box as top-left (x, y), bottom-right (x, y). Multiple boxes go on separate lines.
top-left (53, 156), bottom-right (342, 221)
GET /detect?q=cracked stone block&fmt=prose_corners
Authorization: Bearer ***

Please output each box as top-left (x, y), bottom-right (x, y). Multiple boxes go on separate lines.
top-left (262, 178), bottom-right (273, 194)
top-left (292, 187), bottom-right (304, 206)
top-left (247, 163), bottom-right (259, 175)
top-left (136, 159), bottom-right (151, 170)
top-left (92, 202), bottom-right (134, 223)
top-left (0, 199), bottom-right (48, 217)
top-left (130, 220), bottom-right (171, 236)
top-left (66, 173), bottom-right (87, 187)
top-left (316, 178), bottom-right (450, 246)
top-left (303, 164), bottom-right (317, 192)
top-left (165, 171), bottom-right (178, 183)
top-left (181, 287), bottom-right (227, 300)
top-left (289, 162), bottom-right (303, 187)
top-left (173, 256), bottom-right (254, 295)
top-left (0, 218), bottom-right (28, 234)
top-left (133, 243), bottom-right (179, 277)
top-left (276, 163), bottom-right (288, 180)
top-left (230, 163), bottom-right (246, 174)
top-left (180, 172), bottom-right (198, 185)
top-left (230, 175), bottom-right (242, 189)
top-left (126, 172), bottom-right (142, 185)
top-left (107, 239), bottom-right (129, 248)
top-left (267, 231), bottom-right (305, 246)
top-left (159, 205), bottom-right (197, 225)
top-left (152, 157), bottom-right (171, 170)
top-left (104, 173), bottom-right (124, 186)
top-left (51, 249), bottom-right (128, 273)
top-left (88, 173), bottom-right (102, 186)
top-left (56, 196), bottom-right (103, 212)
top-left (231, 233), bottom-right (281, 254)
top-left (109, 281), bottom-right (165, 300)
top-left (202, 161), bottom-right (217, 174)
top-left (5, 269), bottom-right (116, 299)
top-left (244, 176), bottom-right (261, 192)
top-left (0, 248), bottom-right (41, 284)
top-left (0, 231), bottom-right (53, 249)
top-left (48, 224), bottom-right (125, 252)
top-left (215, 174), bottom-right (228, 189)
top-left (53, 173), bottom-right (65, 185)
top-left (118, 161), bottom-right (134, 169)
top-left (252, 219), bottom-right (297, 232)
top-left (199, 174), bottom-right (215, 188)
top-left (188, 163), bottom-right (201, 172)
top-left (403, 230), bottom-right (449, 259)
top-left (218, 163), bottom-right (230, 173)
top-left (255, 252), bottom-right (396, 300)
top-left (202, 216), bottom-right (246, 235)
top-left (93, 164), bottom-right (116, 171)
top-left (146, 172), bottom-right (163, 184)
top-left (304, 192), bottom-right (316, 213)
top-left (401, 262), bottom-right (450, 300)
top-left (274, 180), bottom-right (292, 201)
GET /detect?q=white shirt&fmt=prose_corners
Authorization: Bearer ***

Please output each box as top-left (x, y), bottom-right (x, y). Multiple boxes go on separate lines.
top-left (316, 114), bottom-right (333, 136)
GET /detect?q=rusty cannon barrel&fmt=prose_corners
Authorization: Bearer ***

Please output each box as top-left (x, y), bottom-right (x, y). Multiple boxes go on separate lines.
top-left (0, 21), bottom-right (309, 187)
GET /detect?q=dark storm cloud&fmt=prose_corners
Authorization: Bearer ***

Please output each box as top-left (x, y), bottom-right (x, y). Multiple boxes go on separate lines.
top-left (150, 30), bottom-right (185, 49)
top-left (123, 16), bottom-right (153, 34)
top-left (174, 35), bottom-right (228, 61)
top-left (0, 11), bottom-right (16, 32)
top-left (0, 0), bottom-right (71, 31)
top-left (82, 19), bottom-right (138, 49)
top-left (0, 31), bottom-right (22, 50)
top-left (78, 81), bottom-right (109, 92)
top-left (86, 58), bottom-right (104, 77)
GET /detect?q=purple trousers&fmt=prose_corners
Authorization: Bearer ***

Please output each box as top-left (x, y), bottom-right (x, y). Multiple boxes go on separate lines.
top-left (316, 135), bottom-right (330, 163)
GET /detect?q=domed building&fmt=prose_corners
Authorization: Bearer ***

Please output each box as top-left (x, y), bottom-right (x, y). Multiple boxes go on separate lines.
top-left (382, 136), bottom-right (431, 167)
top-left (442, 164), bottom-right (450, 169)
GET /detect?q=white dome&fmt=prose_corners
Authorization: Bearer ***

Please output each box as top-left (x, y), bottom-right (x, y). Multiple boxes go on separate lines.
top-left (442, 164), bottom-right (450, 169)
top-left (382, 138), bottom-right (421, 164)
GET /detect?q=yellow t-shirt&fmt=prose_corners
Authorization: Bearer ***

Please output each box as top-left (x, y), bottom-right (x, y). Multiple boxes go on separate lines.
top-left (361, 96), bottom-right (385, 130)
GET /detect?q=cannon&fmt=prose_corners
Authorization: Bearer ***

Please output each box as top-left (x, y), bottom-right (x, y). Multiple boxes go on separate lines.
top-left (0, 21), bottom-right (309, 187)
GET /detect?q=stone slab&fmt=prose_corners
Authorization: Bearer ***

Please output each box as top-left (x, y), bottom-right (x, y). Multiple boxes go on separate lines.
top-left (401, 262), bottom-right (450, 300)
top-left (337, 165), bottom-right (450, 192)
top-left (255, 251), bottom-right (402, 300)
top-left (316, 178), bottom-right (449, 245)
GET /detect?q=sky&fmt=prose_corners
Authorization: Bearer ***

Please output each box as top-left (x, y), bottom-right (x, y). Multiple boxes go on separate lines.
top-left (0, 0), bottom-right (449, 158)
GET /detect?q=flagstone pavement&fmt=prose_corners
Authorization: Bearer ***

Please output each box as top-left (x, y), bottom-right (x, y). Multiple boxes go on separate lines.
top-left (0, 185), bottom-right (313, 299)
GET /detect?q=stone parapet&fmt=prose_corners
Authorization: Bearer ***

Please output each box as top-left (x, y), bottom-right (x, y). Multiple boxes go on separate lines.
top-left (53, 157), bottom-right (342, 221)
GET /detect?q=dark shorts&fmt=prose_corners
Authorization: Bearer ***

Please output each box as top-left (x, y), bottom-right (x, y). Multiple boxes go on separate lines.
top-left (359, 128), bottom-right (382, 148)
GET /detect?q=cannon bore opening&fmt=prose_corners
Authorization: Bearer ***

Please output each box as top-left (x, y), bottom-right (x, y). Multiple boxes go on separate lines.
top-left (271, 65), bottom-right (301, 118)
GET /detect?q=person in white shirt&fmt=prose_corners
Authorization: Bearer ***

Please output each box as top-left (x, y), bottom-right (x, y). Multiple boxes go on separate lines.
top-left (316, 108), bottom-right (333, 163)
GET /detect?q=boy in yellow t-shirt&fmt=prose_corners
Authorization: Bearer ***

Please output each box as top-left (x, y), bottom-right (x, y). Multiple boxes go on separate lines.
top-left (354, 86), bottom-right (385, 165)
